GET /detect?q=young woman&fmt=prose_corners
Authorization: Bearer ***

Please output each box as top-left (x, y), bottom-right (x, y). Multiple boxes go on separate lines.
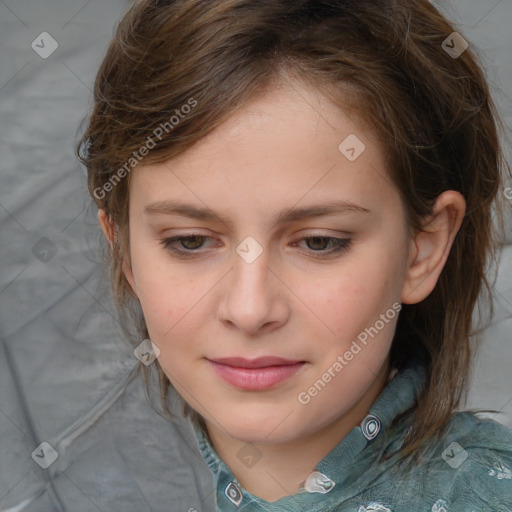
top-left (78, 0), bottom-right (512, 509)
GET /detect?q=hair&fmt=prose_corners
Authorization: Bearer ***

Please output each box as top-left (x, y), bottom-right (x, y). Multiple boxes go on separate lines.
top-left (76, 0), bottom-right (511, 468)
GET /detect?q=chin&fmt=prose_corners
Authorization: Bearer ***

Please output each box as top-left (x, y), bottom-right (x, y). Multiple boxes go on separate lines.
top-left (215, 411), bottom-right (304, 445)
top-left (227, 426), bottom-right (292, 445)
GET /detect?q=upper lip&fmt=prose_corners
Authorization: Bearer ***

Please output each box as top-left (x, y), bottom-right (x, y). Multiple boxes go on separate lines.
top-left (208, 357), bottom-right (305, 368)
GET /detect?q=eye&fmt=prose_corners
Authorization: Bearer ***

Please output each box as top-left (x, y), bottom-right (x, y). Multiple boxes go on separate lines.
top-left (160, 234), bottom-right (211, 254)
top-left (294, 236), bottom-right (352, 256)
top-left (160, 233), bottom-right (352, 259)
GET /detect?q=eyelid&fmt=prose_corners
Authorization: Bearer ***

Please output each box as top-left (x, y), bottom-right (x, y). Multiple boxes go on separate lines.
top-left (159, 231), bottom-right (352, 258)
top-left (160, 229), bottom-right (349, 243)
top-left (161, 228), bottom-right (350, 239)
top-left (297, 229), bottom-right (352, 238)
top-left (161, 231), bottom-right (216, 247)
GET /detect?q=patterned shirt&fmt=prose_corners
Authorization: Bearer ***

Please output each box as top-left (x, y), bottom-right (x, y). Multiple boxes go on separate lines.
top-left (192, 359), bottom-right (512, 511)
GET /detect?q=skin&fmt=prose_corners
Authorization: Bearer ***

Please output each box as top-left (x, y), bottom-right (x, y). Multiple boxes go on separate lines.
top-left (98, 79), bottom-right (465, 502)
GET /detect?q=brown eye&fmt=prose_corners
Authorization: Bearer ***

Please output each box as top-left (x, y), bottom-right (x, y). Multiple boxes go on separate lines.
top-left (305, 236), bottom-right (331, 251)
top-left (160, 234), bottom-right (213, 255)
top-left (179, 235), bottom-right (206, 250)
top-left (299, 236), bottom-right (351, 255)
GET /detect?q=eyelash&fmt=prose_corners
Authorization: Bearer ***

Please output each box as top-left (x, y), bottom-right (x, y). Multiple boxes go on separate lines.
top-left (159, 233), bottom-right (352, 258)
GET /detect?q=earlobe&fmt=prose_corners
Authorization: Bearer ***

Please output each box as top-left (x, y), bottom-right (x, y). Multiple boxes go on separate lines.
top-left (401, 191), bottom-right (466, 305)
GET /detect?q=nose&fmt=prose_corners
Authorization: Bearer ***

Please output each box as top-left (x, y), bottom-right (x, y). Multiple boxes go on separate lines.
top-left (217, 243), bottom-right (289, 336)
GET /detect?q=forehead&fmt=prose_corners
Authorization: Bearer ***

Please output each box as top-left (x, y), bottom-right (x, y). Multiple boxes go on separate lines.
top-left (129, 81), bottom-right (400, 225)
top-left (165, 81), bottom-right (377, 171)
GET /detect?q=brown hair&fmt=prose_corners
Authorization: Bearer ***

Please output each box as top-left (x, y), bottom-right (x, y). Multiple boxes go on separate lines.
top-left (77, 0), bottom-right (511, 467)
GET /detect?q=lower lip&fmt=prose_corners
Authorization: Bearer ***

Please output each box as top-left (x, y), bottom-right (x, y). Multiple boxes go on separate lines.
top-left (207, 361), bottom-right (306, 390)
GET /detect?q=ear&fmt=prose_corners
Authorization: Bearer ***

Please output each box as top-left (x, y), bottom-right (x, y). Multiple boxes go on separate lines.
top-left (401, 190), bottom-right (466, 304)
top-left (97, 208), bottom-right (116, 248)
top-left (97, 209), bottom-right (138, 297)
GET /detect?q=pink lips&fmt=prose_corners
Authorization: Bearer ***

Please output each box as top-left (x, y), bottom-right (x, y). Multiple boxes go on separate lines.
top-left (207, 357), bottom-right (306, 391)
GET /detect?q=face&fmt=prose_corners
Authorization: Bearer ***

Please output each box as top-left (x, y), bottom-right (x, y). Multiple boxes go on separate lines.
top-left (120, 81), bottom-right (415, 444)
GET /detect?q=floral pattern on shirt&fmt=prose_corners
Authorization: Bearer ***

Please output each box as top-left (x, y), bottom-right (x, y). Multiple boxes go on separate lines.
top-left (488, 459), bottom-right (512, 480)
top-left (357, 503), bottom-right (392, 512)
top-left (431, 498), bottom-right (448, 512)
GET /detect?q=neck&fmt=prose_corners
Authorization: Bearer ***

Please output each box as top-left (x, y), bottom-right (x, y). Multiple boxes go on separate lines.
top-left (205, 361), bottom-right (391, 502)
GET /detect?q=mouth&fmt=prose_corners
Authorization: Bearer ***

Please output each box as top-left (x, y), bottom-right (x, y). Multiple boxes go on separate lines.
top-left (206, 356), bottom-right (307, 391)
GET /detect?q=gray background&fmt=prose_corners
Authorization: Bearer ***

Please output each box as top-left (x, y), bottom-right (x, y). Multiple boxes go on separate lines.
top-left (1, 1), bottom-right (511, 511)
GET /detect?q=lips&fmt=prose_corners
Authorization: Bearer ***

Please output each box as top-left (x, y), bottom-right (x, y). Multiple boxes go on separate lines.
top-left (207, 356), bottom-right (306, 390)
top-left (210, 356), bottom-right (303, 368)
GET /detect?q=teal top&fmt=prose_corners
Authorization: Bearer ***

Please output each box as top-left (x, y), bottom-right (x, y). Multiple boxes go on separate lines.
top-left (192, 359), bottom-right (512, 511)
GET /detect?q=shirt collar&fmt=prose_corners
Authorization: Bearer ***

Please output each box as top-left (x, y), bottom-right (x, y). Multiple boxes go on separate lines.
top-left (191, 359), bottom-right (426, 510)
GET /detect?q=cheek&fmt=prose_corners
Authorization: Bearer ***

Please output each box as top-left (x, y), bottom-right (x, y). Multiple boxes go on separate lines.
top-left (129, 253), bottom-right (193, 341)
top-left (300, 250), bottom-right (404, 337)
top-left (129, 235), bottom-right (196, 319)
top-left (138, 282), bottom-right (196, 342)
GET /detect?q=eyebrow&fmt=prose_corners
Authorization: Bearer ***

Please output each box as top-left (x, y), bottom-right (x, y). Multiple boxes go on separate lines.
top-left (143, 199), bottom-right (372, 230)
